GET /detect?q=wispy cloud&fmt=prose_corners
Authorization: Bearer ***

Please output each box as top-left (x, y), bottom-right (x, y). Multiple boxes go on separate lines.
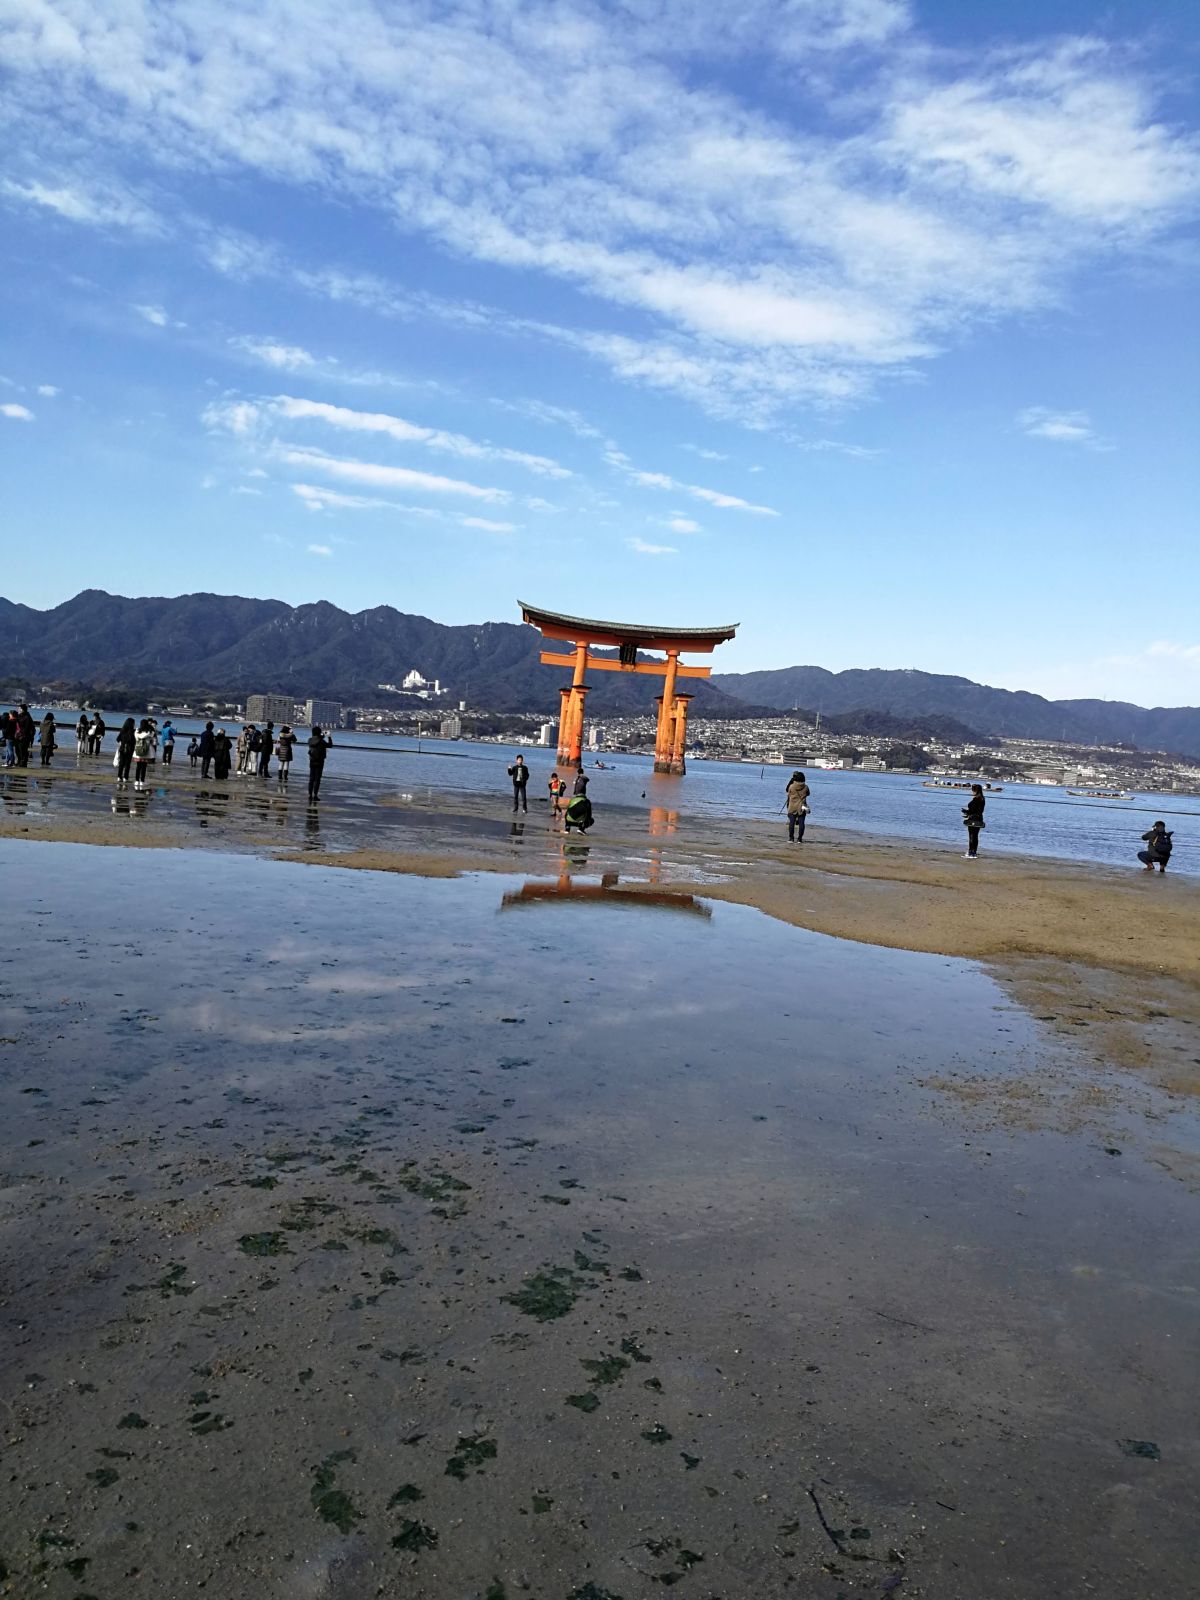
top-left (307, 543), bottom-right (333, 557)
top-left (627, 537), bottom-right (678, 556)
top-left (205, 393), bottom-right (569, 479)
top-left (231, 336), bottom-right (315, 371)
top-left (279, 446), bottom-right (508, 502)
top-left (1017, 406), bottom-right (1100, 445)
top-left (133, 303), bottom-right (170, 327)
top-left (36, 384), bottom-right (59, 398)
top-left (4, 5), bottom-right (1197, 426)
top-left (1, 403), bottom-right (34, 422)
top-left (2, 175), bottom-right (159, 232)
top-left (666, 516), bottom-right (701, 533)
top-left (293, 483), bottom-right (392, 512)
top-left (461, 516), bottom-right (518, 533)
top-left (683, 444), bottom-right (728, 461)
top-left (606, 448), bottom-right (778, 514)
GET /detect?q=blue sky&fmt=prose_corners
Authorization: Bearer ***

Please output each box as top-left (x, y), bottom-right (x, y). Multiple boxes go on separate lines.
top-left (2, 0), bottom-right (1198, 703)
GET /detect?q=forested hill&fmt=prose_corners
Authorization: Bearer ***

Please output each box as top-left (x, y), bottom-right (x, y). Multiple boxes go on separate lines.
top-left (0, 589), bottom-right (745, 716)
top-left (3, 591), bottom-right (1198, 755)
top-left (711, 663), bottom-right (1200, 757)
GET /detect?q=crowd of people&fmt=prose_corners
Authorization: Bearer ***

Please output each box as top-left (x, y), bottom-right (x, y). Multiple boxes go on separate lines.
top-left (1, 707), bottom-right (334, 803)
top-left (507, 754), bottom-right (595, 831)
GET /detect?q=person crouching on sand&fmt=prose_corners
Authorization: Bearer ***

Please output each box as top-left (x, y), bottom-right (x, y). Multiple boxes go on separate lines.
top-left (962, 784), bottom-right (985, 858)
top-left (785, 770), bottom-right (810, 843)
top-left (1138, 821), bottom-right (1173, 874)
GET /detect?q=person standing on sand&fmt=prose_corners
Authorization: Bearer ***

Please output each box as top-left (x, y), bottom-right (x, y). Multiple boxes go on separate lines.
top-left (548, 770), bottom-right (566, 818)
top-left (962, 784), bottom-right (986, 859)
top-left (187, 737), bottom-right (199, 768)
top-left (1138, 821), bottom-right (1173, 874)
top-left (785, 770), bottom-right (810, 843)
top-left (212, 729), bottom-right (233, 780)
top-left (1, 710), bottom-right (14, 766)
top-left (15, 705), bottom-right (35, 766)
top-left (90, 714), bottom-right (105, 755)
top-left (573, 769), bottom-right (589, 797)
top-left (258, 721), bottom-right (274, 779)
top-left (276, 725), bottom-right (296, 787)
top-left (76, 713), bottom-right (90, 755)
top-left (115, 717), bottom-right (136, 787)
top-left (132, 718), bottom-right (155, 791)
top-left (38, 713), bottom-right (56, 767)
top-left (197, 721), bottom-right (216, 779)
top-left (307, 726), bottom-right (332, 803)
top-left (508, 754), bottom-right (529, 813)
top-left (161, 720), bottom-right (176, 766)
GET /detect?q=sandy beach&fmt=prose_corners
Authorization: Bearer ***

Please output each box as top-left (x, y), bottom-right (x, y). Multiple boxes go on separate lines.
top-left (3, 767), bottom-right (1199, 1597)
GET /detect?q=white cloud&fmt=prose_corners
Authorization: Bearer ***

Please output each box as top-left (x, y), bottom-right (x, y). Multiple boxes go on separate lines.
top-left (1017, 406), bottom-right (1097, 444)
top-left (1, 403), bottom-right (34, 421)
top-left (308, 543), bottom-right (333, 557)
top-left (133, 303), bottom-right (169, 327)
top-left (202, 399), bottom-right (261, 435)
top-left (606, 447), bottom-right (779, 513)
top-left (666, 516), bottom-right (701, 533)
top-left (684, 444), bottom-right (728, 460)
top-left (36, 384), bottom-right (59, 397)
top-left (271, 395), bottom-right (570, 477)
top-left (2, 5), bottom-right (1196, 424)
top-left (280, 445), bottom-right (508, 502)
top-left (494, 398), bottom-right (604, 439)
top-left (627, 537), bottom-right (678, 556)
top-left (293, 482), bottom-right (391, 512)
top-left (461, 516), bottom-right (518, 532)
top-left (232, 336), bottom-right (316, 370)
top-left (2, 175), bottom-right (158, 231)
top-left (232, 484), bottom-right (262, 495)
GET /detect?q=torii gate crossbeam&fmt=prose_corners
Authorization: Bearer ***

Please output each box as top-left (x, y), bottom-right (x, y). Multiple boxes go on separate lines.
top-left (519, 602), bottom-right (739, 775)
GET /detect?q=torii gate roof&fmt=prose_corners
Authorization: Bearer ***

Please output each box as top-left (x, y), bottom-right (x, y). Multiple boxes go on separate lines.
top-left (519, 601), bottom-right (738, 653)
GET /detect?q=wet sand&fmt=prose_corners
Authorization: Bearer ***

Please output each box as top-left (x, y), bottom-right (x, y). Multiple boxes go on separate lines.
top-left (4, 765), bottom-right (1197, 1092)
top-left (3, 842), bottom-right (1199, 1598)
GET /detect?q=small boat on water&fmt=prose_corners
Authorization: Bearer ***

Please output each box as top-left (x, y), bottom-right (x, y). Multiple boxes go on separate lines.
top-left (1066, 789), bottom-right (1133, 800)
top-left (922, 779), bottom-right (1004, 792)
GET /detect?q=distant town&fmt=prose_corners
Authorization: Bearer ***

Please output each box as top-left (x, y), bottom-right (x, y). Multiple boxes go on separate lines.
top-left (14, 664), bottom-right (1200, 796)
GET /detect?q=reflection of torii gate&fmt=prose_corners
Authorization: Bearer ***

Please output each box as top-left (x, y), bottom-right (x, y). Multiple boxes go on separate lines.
top-left (519, 602), bottom-right (739, 775)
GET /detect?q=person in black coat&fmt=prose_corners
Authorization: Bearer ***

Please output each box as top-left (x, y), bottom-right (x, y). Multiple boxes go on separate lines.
top-left (1138, 822), bottom-right (1173, 873)
top-left (962, 784), bottom-right (985, 859)
top-left (197, 721), bottom-right (216, 779)
top-left (507, 754), bottom-right (530, 813)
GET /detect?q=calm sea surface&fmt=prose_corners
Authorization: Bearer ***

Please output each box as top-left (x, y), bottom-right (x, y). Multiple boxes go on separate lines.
top-left (38, 711), bottom-right (1199, 876)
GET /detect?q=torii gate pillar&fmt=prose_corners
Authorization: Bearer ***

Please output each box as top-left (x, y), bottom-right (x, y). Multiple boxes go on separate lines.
top-left (521, 603), bottom-right (739, 776)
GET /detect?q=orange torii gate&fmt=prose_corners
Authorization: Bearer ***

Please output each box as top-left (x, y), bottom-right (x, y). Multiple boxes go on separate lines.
top-left (519, 602), bottom-right (739, 775)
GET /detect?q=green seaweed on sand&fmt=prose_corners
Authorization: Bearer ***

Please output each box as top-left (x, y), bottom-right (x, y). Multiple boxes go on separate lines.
top-left (619, 1336), bottom-right (652, 1363)
top-left (353, 1226), bottom-right (405, 1251)
top-left (238, 1232), bottom-right (290, 1257)
top-left (392, 1520), bottom-right (438, 1551)
top-left (503, 1266), bottom-right (584, 1321)
top-left (190, 1412), bottom-right (233, 1434)
top-left (531, 1494), bottom-right (554, 1514)
top-left (397, 1164), bottom-right (472, 1209)
top-left (310, 1450), bottom-right (361, 1534)
top-left (86, 1468), bottom-right (119, 1487)
top-left (125, 1262), bottom-right (195, 1298)
top-left (581, 1354), bottom-right (628, 1385)
top-left (1120, 1439), bottom-right (1161, 1459)
top-left (641, 1424), bottom-right (673, 1444)
top-left (117, 1413), bottom-right (149, 1430)
top-left (566, 1392), bottom-right (600, 1413)
top-left (486, 1582), bottom-right (509, 1600)
top-left (567, 1586), bottom-right (624, 1600)
top-left (388, 1484), bottom-right (424, 1506)
top-left (573, 1249), bottom-right (609, 1274)
top-left (245, 1175), bottom-right (278, 1189)
top-left (445, 1434), bottom-right (497, 1479)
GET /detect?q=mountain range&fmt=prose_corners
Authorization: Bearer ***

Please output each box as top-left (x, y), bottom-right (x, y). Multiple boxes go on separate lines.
top-left (3, 590), bottom-right (1198, 757)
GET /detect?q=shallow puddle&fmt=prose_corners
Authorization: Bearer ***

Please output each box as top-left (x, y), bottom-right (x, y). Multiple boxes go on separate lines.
top-left (1, 839), bottom-right (1197, 1598)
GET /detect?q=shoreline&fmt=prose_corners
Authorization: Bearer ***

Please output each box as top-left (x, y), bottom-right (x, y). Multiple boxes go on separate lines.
top-left (4, 773), bottom-right (1198, 1106)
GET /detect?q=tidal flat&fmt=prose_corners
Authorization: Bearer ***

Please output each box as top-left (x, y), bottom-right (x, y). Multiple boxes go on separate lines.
top-left (1, 838), bottom-right (1198, 1598)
